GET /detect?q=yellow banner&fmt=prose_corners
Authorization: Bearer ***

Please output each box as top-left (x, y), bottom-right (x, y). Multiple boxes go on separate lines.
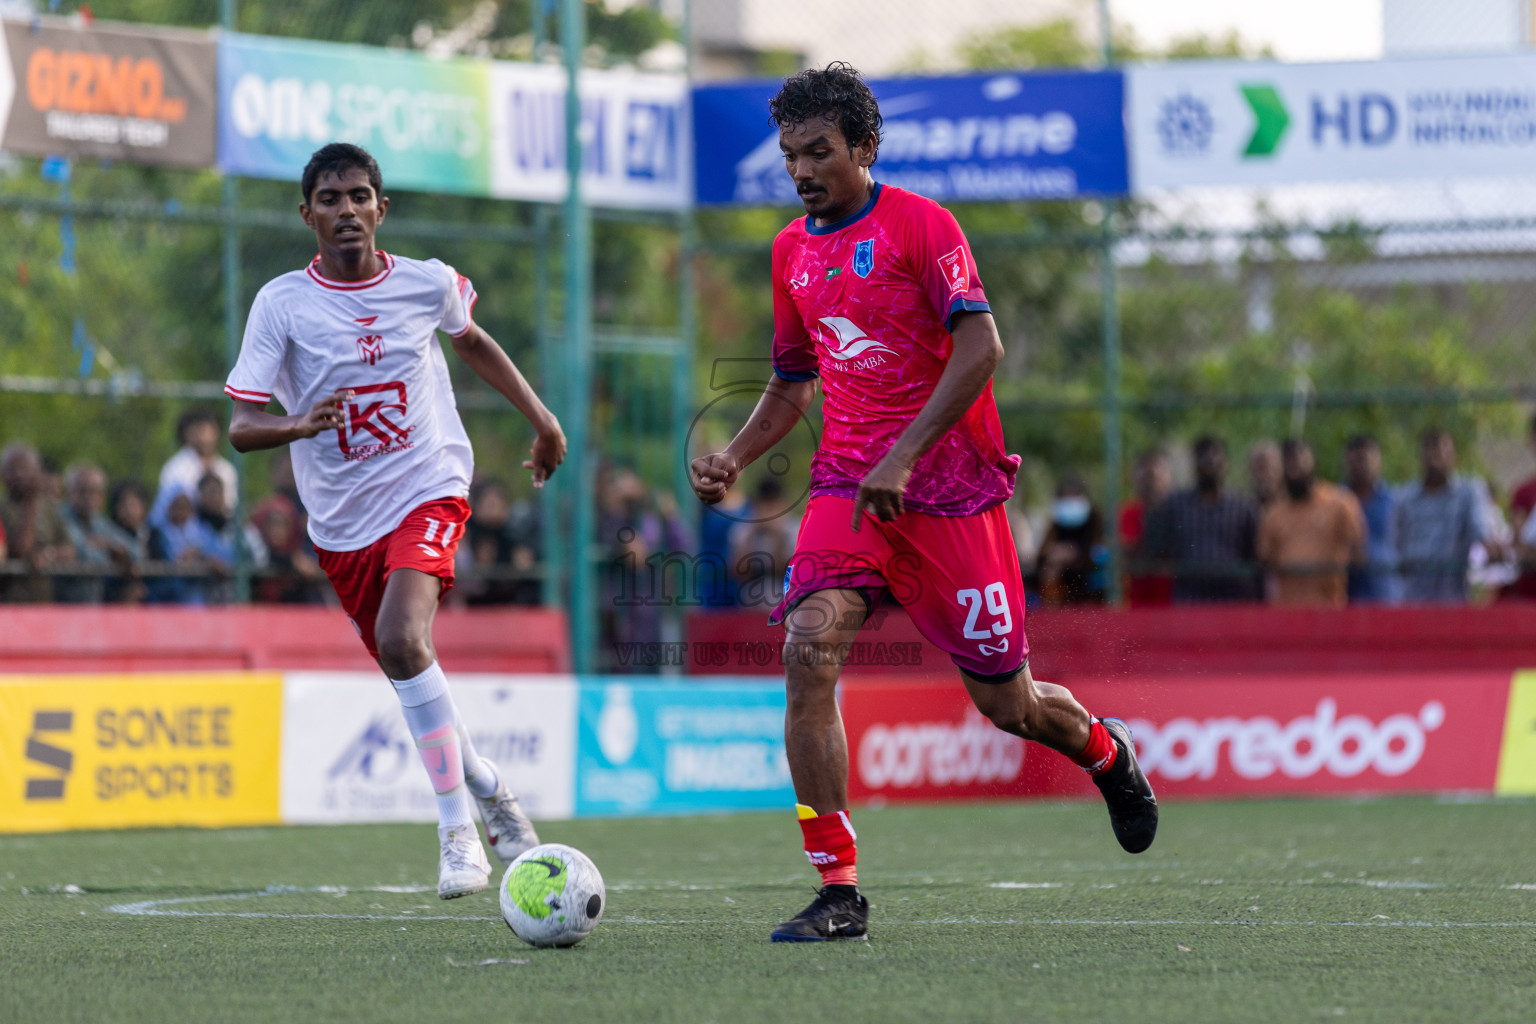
top-left (0, 673), bottom-right (282, 833)
top-left (1495, 670), bottom-right (1536, 795)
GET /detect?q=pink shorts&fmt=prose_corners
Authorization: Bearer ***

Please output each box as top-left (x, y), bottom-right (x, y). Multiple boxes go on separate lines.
top-left (315, 497), bottom-right (469, 661)
top-left (769, 495), bottom-right (1029, 679)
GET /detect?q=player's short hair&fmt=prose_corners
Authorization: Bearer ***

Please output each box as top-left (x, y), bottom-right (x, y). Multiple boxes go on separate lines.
top-left (769, 62), bottom-right (884, 162)
top-left (301, 142), bottom-right (383, 204)
top-left (1421, 426), bottom-right (1451, 448)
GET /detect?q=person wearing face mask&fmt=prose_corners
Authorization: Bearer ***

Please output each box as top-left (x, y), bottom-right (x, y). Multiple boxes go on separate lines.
top-left (1257, 439), bottom-right (1364, 608)
top-left (1036, 478), bottom-right (1106, 606)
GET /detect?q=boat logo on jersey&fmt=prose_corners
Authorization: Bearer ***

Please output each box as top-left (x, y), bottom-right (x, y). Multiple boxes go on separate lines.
top-left (817, 317), bottom-right (895, 369)
top-left (353, 316), bottom-right (385, 366)
top-left (938, 245), bottom-right (969, 296)
top-left (336, 380), bottom-right (414, 461)
top-left (853, 239), bottom-right (874, 278)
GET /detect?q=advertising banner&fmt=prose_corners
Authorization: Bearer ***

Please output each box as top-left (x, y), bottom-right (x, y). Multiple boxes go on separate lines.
top-left (693, 70), bottom-right (1127, 206)
top-left (218, 33), bottom-right (492, 195)
top-left (576, 679), bottom-right (793, 816)
top-left (1495, 669), bottom-right (1536, 795)
top-left (280, 672), bottom-right (576, 823)
top-left (489, 62), bottom-right (689, 209)
top-left (0, 672), bottom-right (281, 833)
top-left (843, 672), bottom-right (1511, 803)
top-left (1129, 53), bottom-right (1536, 191)
top-left (0, 16), bottom-right (216, 166)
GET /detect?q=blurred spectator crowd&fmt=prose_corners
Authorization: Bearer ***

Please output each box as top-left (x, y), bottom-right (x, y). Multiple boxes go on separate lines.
top-left (8, 407), bottom-right (1536, 621)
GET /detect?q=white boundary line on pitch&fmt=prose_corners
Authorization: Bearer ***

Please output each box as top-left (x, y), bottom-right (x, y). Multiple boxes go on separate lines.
top-left (99, 887), bottom-right (1536, 928)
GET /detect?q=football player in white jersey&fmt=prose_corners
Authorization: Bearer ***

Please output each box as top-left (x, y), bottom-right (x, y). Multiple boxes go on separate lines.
top-left (226, 143), bottom-right (566, 899)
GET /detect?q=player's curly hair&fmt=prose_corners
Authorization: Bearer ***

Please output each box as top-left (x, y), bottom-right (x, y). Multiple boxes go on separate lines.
top-left (769, 62), bottom-right (883, 163)
top-left (301, 142), bottom-right (383, 203)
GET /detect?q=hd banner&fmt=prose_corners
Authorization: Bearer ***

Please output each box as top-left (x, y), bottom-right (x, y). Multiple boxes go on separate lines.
top-left (1129, 53), bottom-right (1536, 191)
top-left (693, 70), bottom-right (1127, 206)
top-left (0, 672), bottom-right (282, 833)
top-left (0, 16), bottom-right (216, 166)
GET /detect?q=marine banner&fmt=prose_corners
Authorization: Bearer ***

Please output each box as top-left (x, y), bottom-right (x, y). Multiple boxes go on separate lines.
top-left (1128, 53), bottom-right (1536, 191)
top-left (0, 672), bottom-right (281, 833)
top-left (0, 16), bottom-right (217, 166)
top-left (693, 70), bottom-right (1127, 206)
top-left (575, 679), bottom-right (794, 816)
top-left (279, 672), bottom-right (577, 823)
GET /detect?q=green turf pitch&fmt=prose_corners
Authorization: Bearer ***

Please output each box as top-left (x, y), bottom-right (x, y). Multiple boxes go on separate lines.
top-left (3, 798), bottom-right (1536, 1024)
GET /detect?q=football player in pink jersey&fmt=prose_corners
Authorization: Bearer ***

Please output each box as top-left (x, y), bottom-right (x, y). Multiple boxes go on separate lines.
top-left (690, 65), bottom-right (1157, 942)
top-left (226, 143), bottom-right (565, 899)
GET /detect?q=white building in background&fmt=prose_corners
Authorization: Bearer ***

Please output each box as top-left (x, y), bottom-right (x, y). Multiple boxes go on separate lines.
top-left (689, 0), bottom-right (1094, 80)
top-left (1383, 0), bottom-right (1535, 56)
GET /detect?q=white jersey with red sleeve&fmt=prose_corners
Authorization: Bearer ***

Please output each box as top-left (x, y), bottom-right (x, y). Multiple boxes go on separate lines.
top-left (225, 250), bottom-right (479, 552)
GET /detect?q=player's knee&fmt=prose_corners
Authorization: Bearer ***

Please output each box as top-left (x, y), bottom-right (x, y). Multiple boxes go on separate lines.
top-left (376, 629), bottom-right (433, 678)
top-left (783, 648), bottom-right (839, 706)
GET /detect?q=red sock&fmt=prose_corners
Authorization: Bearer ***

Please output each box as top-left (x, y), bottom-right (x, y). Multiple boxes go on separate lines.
top-left (1072, 717), bottom-right (1118, 775)
top-left (798, 809), bottom-right (858, 887)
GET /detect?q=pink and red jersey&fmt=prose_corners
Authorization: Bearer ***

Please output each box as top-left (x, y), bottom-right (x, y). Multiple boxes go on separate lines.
top-left (225, 251), bottom-right (478, 552)
top-left (771, 183), bottom-right (1019, 516)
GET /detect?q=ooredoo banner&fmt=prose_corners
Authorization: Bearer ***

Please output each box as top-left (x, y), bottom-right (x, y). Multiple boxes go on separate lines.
top-left (0, 16), bottom-right (217, 166)
top-left (0, 672), bottom-right (282, 833)
top-left (842, 672), bottom-right (1511, 802)
top-left (694, 70), bottom-right (1127, 206)
top-left (1129, 53), bottom-right (1536, 191)
top-left (280, 672), bottom-right (576, 823)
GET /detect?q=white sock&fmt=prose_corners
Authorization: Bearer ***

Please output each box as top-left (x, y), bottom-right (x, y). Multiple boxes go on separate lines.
top-left (457, 717), bottom-right (501, 799)
top-left (390, 662), bottom-right (474, 829)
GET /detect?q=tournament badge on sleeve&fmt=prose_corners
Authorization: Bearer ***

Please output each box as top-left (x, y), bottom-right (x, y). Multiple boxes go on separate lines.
top-left (854, 239), bottom-right (874, 278)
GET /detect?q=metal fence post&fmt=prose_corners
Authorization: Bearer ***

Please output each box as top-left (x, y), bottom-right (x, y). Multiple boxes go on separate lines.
top-left (561, 0), bottom-right (596, 673)
top-left (1098, 0), bottom-right (1124, 606)
top-left (220, 0), bottom-right (250, 602)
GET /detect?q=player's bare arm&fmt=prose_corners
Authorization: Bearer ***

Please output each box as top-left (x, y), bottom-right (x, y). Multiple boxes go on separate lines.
top-left (228, 390), bottom-right (355, 453)
top-left (851, 310), bottom-right (1003, 530)
top-left (449, 322), bottom-right (566, 486)
top-left (689, 375), bottom-right (816, 504)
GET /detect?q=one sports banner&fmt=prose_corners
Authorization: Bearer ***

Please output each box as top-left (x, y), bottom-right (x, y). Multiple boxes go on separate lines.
top-left (1128, 53), bottom-right (1536, 191)
top-left (218, 33), bottom-right (493, 196)
top-left (575, 679), bottom-right (794, 816)
top-left (693, 70), bottom-right (1128, 206)
top-left (280, 672), bottom-right (577, 823)
top-left (0, 672), bottom-right (282, 833)
top-left (0, 16), bottom-right (217, 167)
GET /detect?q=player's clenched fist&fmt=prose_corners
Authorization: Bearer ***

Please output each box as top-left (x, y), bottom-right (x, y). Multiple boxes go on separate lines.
top-left (690, 452), bottom-right (740, 505)
top-left (297, 390), bottom-right (354, 438)
top-left (851, 454), bottom-right (912, 530)
top-left (524, 421), bottom-right (567, 487)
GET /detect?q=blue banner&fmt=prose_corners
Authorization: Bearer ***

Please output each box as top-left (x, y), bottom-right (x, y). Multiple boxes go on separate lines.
top-left (693, 70), bottom-right (1127, 205)
top-left (576, 680), bottom-right (793, 816)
